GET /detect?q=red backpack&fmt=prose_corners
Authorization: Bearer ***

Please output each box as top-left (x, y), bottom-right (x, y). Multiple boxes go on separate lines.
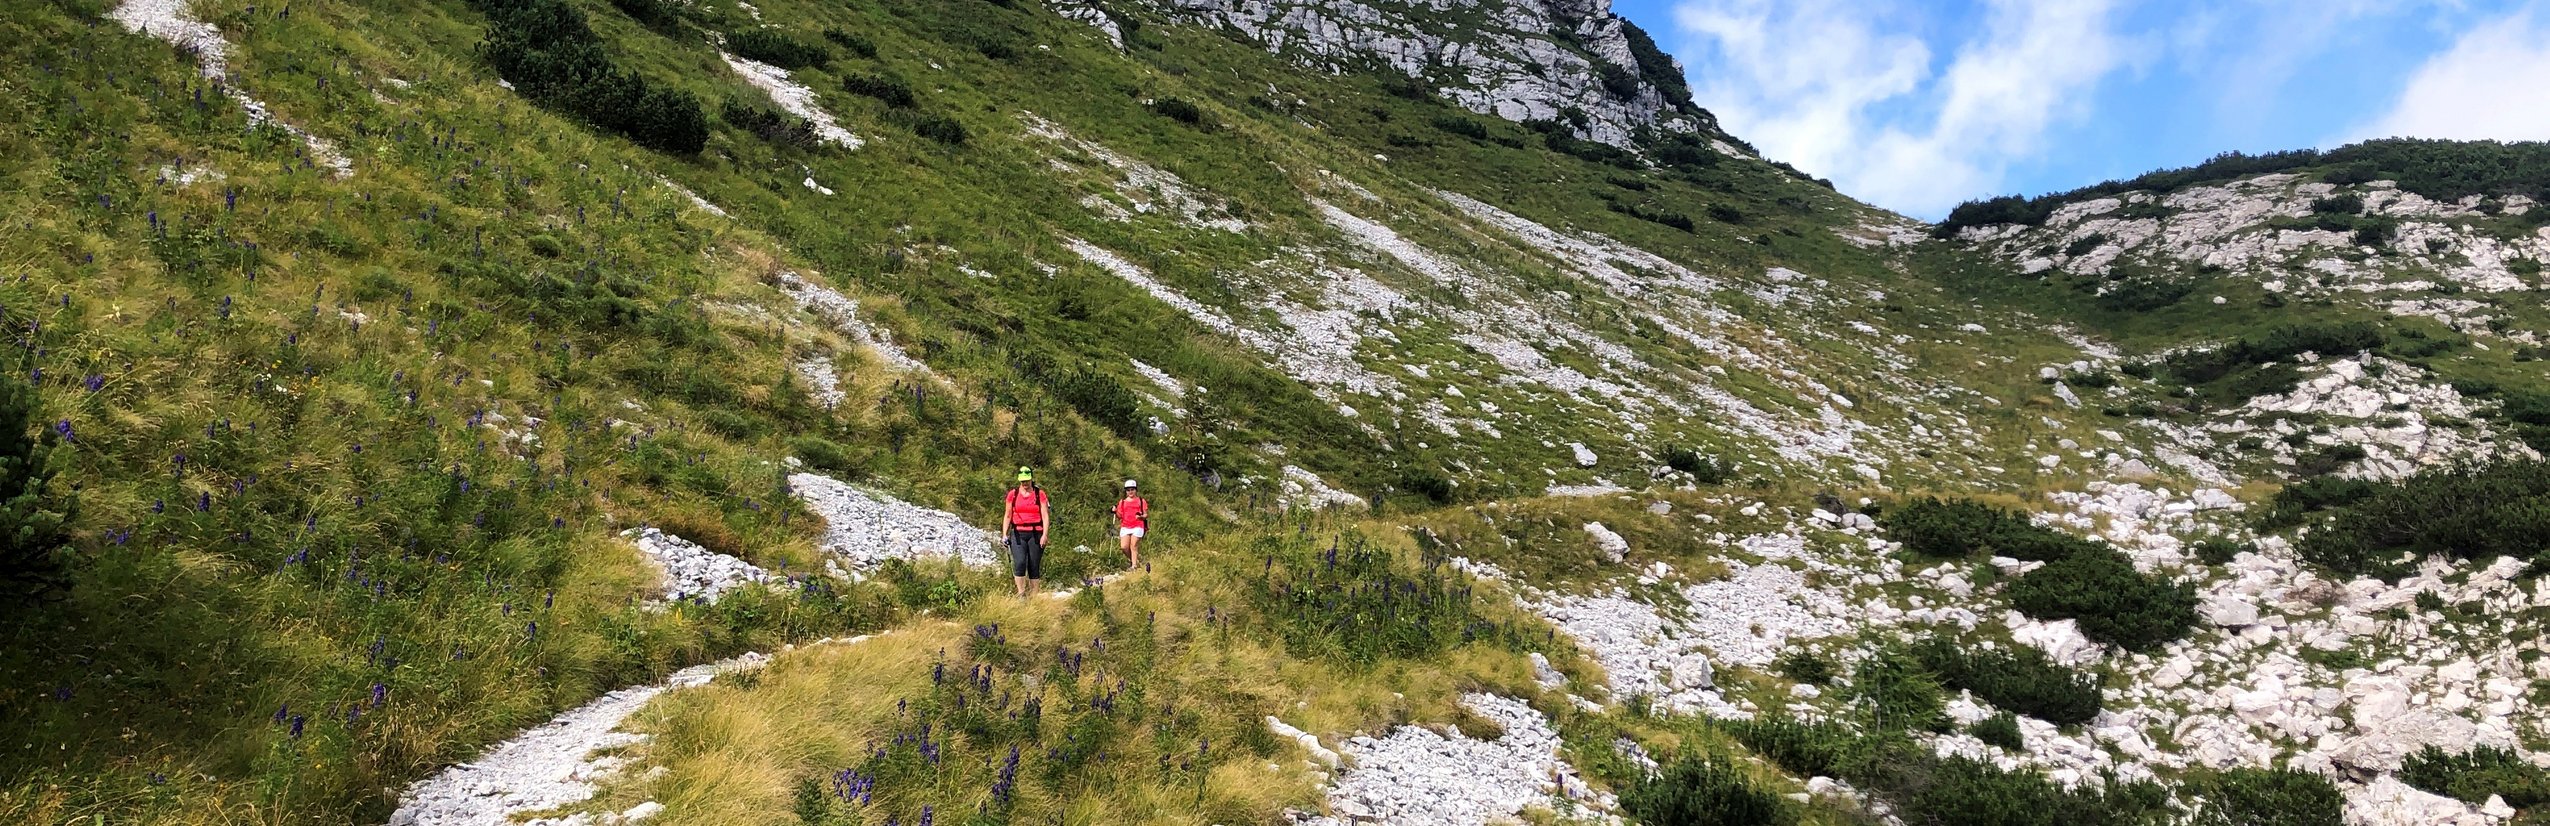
top-left (1006, 487), bottom-right (1050, 529)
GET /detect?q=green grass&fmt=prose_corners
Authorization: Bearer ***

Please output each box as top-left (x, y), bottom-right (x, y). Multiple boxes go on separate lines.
top-left (0, 0), bottom-right (2371, 821)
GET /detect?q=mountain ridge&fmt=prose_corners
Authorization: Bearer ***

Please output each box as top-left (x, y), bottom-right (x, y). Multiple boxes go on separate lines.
top-left (1, 0), bottom-right (2545, 824)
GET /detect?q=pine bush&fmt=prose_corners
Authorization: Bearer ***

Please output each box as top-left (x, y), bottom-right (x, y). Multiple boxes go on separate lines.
top-left (1150, 97), bottom-right (1207, 127)
top-left (1910, 636), bottom-right (2103, 725)
top-left (1621, 756), bottom-right (1792, 826)
top-left (726, 28), bottom-right (829, 69)
top-left (1726, 717), bottom-right (1857, 778)
top-left (1880, 497), bottom-right (2101, 561)
top-left (2293, 461), bottom-right (2550, 577)
top-left (2005, 549), bottom-right (2196, 651)
top-left (1971, 712), bottom-right (2024, 751)
top-left (1853, 648), bottom-right (1950, 733)
top-left (0, 372), bottom-right (71, 608)
top-left (843, 74), bottom-right (918, 108)
top-left (471, 0), bottom-right (707, 153)
top-left (2401, 746), bottom-right (2550, 808)
top-left (2187, 768), bottom-right (2344, 826)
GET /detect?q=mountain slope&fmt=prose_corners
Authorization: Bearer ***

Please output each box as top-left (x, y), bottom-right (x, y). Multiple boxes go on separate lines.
top-left (2, 0), bottom-right (2545, 824)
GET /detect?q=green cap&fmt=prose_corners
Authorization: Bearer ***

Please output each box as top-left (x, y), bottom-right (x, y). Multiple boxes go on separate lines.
top-left (1015, 466), bottom-right (1034, 482)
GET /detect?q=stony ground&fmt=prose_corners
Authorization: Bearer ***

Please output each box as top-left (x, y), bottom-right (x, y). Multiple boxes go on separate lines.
top-left (389, 651), bottom-right (778, 826)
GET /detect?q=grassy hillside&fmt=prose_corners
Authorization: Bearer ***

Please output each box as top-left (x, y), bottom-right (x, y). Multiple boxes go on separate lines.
top-left (0, 0), bottom-right (2459, 823)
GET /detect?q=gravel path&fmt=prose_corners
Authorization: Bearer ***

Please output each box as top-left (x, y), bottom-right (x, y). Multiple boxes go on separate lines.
top-left (387, 652), bottom-right (774, 826)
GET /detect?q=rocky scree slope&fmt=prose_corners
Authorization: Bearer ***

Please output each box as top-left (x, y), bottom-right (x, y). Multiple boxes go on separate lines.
top-left (6, 0), bottom-right (2548, 824)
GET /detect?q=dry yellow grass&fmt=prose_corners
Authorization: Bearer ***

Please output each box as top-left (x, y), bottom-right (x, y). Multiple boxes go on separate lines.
top-left (575, 519), bottom-right (1588, 825)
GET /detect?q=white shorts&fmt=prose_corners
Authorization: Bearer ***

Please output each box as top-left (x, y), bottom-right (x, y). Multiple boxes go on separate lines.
top-left (1119, 527), bottom-right (1145, 538)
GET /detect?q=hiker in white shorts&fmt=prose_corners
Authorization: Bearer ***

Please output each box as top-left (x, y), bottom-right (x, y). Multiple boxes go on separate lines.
top-left (1114, 479), bottom-right (1149, 569)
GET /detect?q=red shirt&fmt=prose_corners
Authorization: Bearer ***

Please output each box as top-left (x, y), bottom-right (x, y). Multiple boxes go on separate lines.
top-left (1006, 488), bottom-right (1049, 529)
top-left (1115, 496), bottom-right (1148, 529)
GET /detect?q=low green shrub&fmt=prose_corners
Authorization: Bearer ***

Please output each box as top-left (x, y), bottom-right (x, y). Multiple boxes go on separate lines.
top-left (842, 73), bottom-right (918, 107)
top-left (2311, 193), bottom-right (2365, 215)
top-left (726, 28), bottom-right (829, 69)
top-left (1244, 532), bottom-right (1509, 666)
top-left (1898, 755), bottom-right (2168, 826)
top-left (790, 435), bottom-right (861, 478)
top-left (1910, 636), bottom-right (2103, 725)
top-left (1880, 497), bottom-right (2102, 561)
top-left (2187, 767), bottom-right (2345, 826)
top-left (2254, 476), bottom-right (2383, 530)
top-left (1771, 648), bottom-right (1836, 685)
top-left (1608, 201), bottom-right (1695, 231)
top-left (1662, 447), bottom-right (1732, 483)
top-left (2292, 461), bottom-right (2550, 577)
top-left (1971, 712), bottom-right (2024, 751)
top-left (821, 27), bottom-right (877, 58)
top-left (608, 0), bottom-right (684, 32)
top-left (1724, 716), bottom-right (1858, 779)
top-left (2005, 549), bottom-right (2196, 651)
top-left (1150, 97), bottom-right (1208, 126)
top-left (1537, 127), bottom-right (1644, 169)
top-left (472, 0), bottom-right (709, 153)
top-left (2401, 745), bottom-right (2550, 808)
top-left (2064, 370), bottom-right (2117, 389)
top-left (2502, 392), bottom-right (2550, 426)
top-left (0, 372), bottom-right (71, 607)
top-left (2158, 322), bottom-right (2385, 400)
top-left (1727, 721), bottom-right (2173, 826)
top-left (2293, 444), bottom-right (2368, 476)
top-left (909, 114), bottom-right (968, 146)
top-left (2096, 279), bottom-right (2191, 313)
top-left (2190, 538), bottom-right (2248, 565)
top-left (1429, 114), bottom-right (1489, 140)
top-left (1854, 648), bottom-right (1950, 733)
top-left (721, 99), bottom-right (816, 146)
top-left (1621, 756), bottom-right (1793, 826)
top-left (1398, 468), bottom-right (1452, 504)
top-left (1053, 367), bottom-right (1143, 439)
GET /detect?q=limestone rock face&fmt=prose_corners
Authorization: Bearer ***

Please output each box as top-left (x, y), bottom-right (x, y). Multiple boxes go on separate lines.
top-left (1124, 0), bottom-right (1721, 148)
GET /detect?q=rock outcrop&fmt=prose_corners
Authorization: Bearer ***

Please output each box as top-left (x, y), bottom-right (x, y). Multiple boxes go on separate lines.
top-left (1123, 0), bottom-right (1718, 148)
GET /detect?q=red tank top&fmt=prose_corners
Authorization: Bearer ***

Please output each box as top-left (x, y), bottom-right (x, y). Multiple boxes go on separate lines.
top-left (1116, 496), bottom-right (1148, 528)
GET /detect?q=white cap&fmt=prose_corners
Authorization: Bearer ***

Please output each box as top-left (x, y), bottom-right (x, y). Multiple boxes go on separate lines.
top-left (1124, 479), bottom-right (1138, 488)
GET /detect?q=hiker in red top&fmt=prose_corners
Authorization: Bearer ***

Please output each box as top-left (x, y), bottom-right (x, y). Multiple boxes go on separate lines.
top-left (1115, 479), bottom-right (1149, 570)
top-left (1001, 467), bottom-right (1051, 599)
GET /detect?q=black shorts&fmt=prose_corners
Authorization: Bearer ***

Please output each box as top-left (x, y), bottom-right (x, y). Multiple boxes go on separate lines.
top-left (1007, 529), bottom-right (1046, 579)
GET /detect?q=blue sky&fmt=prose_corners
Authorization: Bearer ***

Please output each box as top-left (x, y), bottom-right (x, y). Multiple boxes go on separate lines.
top-left (1608, 0), bottom-right (2550, 218)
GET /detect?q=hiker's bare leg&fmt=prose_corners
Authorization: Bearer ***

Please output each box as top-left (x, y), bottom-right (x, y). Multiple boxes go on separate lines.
top-left (1013, 575), bottom-right (1027, 598)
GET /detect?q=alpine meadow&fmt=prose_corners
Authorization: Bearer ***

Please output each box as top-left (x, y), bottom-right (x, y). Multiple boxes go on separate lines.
top-left (5, 1), bottom-right (2550, 825)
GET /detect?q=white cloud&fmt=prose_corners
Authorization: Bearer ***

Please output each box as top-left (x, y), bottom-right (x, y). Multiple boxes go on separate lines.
top-left (2349, 9), bottom-right (2550, 142)
top-left (1670, 0), bottom-right (2129, 218)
